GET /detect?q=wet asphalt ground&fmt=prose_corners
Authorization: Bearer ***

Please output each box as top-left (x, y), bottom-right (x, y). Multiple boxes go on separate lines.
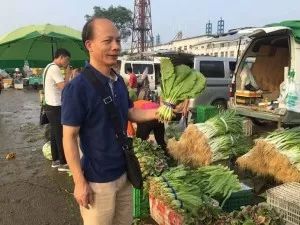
top-left (0, 88), bottom-right (81, 225)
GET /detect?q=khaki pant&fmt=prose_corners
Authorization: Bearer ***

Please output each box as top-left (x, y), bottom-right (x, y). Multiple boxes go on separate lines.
top-left (80, 174), bottom-right (132, 225)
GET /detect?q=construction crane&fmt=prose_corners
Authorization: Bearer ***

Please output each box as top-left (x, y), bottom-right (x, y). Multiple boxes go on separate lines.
top-left (131, 0), bottom-right (154, 54)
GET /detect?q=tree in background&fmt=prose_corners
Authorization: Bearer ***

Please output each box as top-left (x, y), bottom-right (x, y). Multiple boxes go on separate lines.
top-left (85, 5), bottom-right (133, 41)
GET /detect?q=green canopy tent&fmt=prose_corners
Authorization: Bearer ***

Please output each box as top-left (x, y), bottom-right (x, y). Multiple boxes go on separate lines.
top-left (268, 20), bottom-right (300, 43)
top-left (0, 24), bottom-right (88, 68)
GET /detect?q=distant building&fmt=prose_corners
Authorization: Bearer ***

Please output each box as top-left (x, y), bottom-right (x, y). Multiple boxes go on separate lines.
top-left (151, 27), bottom-right (254, 58)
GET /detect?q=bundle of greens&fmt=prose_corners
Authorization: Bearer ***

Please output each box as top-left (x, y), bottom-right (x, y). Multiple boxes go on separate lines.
top-left (149, 165), bottom-right (242, 223)
top-left (265, 127), bottom-right (300, 168)
top-left (237, 127), bottom-right (300, 183)
top-left (168, 111), bottom-right (249, 166)
top-left (158, 58), bottom-right (206, 121)
top-left (195, 110), bottom-right (243, 139)
top-left (133, 138), bottom-right (168, 179)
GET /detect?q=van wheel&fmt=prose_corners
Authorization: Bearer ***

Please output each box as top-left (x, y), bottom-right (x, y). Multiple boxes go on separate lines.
top-left (212, 99), bottom-right (227, 111)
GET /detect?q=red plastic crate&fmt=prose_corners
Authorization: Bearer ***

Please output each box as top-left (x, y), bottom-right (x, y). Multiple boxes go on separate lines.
top-left (149, 195), bottom-right (184, 225)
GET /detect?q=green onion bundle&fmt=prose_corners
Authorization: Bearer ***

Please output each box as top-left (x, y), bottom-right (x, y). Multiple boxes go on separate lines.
top-left (265, 127), bottom-right (300, 167)
top-left (208, 134), bottom-right (249, 162)
top-left (167, 111), bottom-right (248, 166)
top-left (195, 110), bottom-right (243, 139)
top-left (237, 126), bottom-right (300, 183)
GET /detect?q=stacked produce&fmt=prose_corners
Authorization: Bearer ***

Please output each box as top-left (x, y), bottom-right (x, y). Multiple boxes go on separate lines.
top-left (158, 58), bottom-right (206, 122)
top-left (237, 127), bottom-right (300, 183)
top-left (149, 165), bottom-right (241, 224)
top-left (215, 204), bottom-right (283, 225)
top-left (133, 138), bottom-right (169, 179)
top-left (168, 111), bottom-right (249, 166)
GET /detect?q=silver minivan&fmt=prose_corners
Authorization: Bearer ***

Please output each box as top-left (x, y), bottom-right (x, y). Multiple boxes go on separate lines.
top-left (192, 56), bottom-right (236, 109)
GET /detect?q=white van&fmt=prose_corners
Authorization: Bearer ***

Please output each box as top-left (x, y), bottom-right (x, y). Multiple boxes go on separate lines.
top-left (229, 25), bottom-right (300, 126)
top-left (119, 60), bottom-right (160, 91)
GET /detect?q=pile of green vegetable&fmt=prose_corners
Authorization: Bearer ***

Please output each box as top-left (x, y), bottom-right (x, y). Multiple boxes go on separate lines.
top-left (264, 127), bottom-right (300, 169)
top-left (215, 203), bottom-right (284, 225)
top-left (237, 126), bottom-right (300, 183)
top-left (133, 138), bottom-right (169, 179)
top-left (158, 58), bottom-right (206, 121)
top-left (149, 165), bottom-right (242, 223)
top-left (195, 110), bottom-right (244, 139)
top-left (168, 111), bottom-right (250, 166)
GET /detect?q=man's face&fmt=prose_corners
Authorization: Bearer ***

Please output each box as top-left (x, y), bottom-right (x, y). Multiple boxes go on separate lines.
top-left (59, 56), bottom-right (70, 68)
top-left (86, 19), bottom-right (121, 67)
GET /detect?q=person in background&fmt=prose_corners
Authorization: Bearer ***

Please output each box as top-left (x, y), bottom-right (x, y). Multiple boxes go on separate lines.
top-left (134, 100), bottom-right (166, 151)
top-left (170, 99), bottom-right (190, 122)
top-left (44, 48), bottom-right (71, 172)
top-left (137, 70), bottom-right (151, 100)
top-left (126, 67), bottom-right (138, 103)
top-left (62, 17), bottom-right (158, 225)
top-left (13, 68), bottom-right (23, 85)
top-left (126, 67), bottom-right (137, 90)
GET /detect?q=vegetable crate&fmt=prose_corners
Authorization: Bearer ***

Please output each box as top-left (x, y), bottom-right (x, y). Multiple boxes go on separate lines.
top-left (149, 195), bottom-right (184, 225)
top-left (266, 182), bottom-right (300, 225)
top-left (222, 183), bottom-right (254, 212)
top-left (196, 105), bottom-right (218, 123)
top-left (133, 188), bottom-right (149, 218)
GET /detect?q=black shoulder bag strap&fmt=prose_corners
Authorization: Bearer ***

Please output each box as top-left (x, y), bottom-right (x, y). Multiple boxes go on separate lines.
top-left (83, 66), bottom-right (143, 189)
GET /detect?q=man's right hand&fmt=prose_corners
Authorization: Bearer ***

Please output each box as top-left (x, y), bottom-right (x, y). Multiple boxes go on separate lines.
top-left (74, 180), bottom-right (94, 209)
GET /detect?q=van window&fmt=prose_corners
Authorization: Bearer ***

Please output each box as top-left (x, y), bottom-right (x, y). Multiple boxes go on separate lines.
top-left (199, 61), bottom-right (225, 78)
top-left (125, 63), bottom-right (132, 74)
top-left (229, 61), bottom-right (236, 72)
top-left (132, 64), bottom-right (154, 74)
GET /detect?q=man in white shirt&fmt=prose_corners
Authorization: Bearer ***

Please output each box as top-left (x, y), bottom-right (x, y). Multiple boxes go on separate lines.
top-left (44, 48), bottom-right (71, 171)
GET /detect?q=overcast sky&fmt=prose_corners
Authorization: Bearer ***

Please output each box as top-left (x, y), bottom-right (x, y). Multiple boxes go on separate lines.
top-left (1, 0), bottom-right (299, 46)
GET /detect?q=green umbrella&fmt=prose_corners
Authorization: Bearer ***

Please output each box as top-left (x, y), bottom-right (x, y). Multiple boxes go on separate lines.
top-left (0, 24), bottom-right (88, 68)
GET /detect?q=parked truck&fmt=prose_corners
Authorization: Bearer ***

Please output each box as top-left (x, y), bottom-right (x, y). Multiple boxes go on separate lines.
top-left (229, 21), bottom-right (300, 126)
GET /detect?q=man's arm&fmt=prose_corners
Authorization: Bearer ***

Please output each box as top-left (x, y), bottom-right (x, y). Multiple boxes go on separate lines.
top-left (63, 125), bottom-right (93, 209)
top-left (54, 66), bottom-right (71, 90)
top-left (128, 108), bottom-right (157, 123)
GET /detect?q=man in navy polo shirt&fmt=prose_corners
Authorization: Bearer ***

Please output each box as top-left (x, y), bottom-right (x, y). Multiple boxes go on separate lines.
top-left (62, 17), bottom-right (157, 225)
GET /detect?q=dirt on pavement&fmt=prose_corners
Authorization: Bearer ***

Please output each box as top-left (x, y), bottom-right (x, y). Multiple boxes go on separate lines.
top-left (0, 88), bottom-right (81, 225)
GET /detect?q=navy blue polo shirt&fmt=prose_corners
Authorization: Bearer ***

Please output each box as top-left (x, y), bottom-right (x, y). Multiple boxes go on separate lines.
top-left (61, 64), bottom-right (133, 183)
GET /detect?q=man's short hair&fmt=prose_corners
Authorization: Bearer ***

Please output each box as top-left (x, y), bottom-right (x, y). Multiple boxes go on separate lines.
top-left (54, 48), bottom-right (71, 59)
top-left (82, 16), bottom-right (106, 50)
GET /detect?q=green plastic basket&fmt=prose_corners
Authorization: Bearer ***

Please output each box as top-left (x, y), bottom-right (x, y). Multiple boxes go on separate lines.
top-left (222, 183), bottom-right (254, 212)
top-left (132, 188), bottom-right (150, 218)
top-left (196, 105), bottom-right (218, 123)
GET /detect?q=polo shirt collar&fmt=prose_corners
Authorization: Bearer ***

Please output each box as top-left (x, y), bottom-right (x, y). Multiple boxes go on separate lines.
top-left (86, 63), bottom-right (118, 84)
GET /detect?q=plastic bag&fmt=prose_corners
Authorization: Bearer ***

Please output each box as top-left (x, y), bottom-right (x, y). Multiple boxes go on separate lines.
top-left (165, 117), bottom-right (187, 140)
top-left (178, 116), bottom-right (187, 132)
top-left (285, 70), bottom-right (300, 113)
top-left (42, 142), bottom-right (52, 160)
